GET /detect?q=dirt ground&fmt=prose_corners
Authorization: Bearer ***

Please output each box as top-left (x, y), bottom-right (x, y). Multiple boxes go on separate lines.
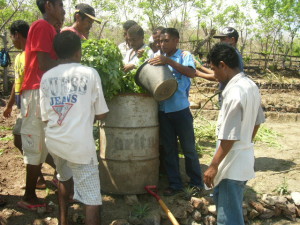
top-left (0, 73), bottom-right (300, 224)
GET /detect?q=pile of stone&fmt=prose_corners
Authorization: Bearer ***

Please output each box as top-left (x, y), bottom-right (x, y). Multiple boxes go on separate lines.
top-left (109, 192), bottom-right (300, 225)
top-left (246, 192), bottom-right (300, 222)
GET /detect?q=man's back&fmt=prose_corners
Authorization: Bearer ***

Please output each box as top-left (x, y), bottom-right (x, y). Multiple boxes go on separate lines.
top-left (40, 63), bottom-right (108, 165)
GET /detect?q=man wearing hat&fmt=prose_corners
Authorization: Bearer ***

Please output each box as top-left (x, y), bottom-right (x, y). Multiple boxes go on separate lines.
top-left (61, 3), bottom-right (101, 39)
top-left (213, 27), bottom-right (243, 70)
top-left (194, 27), bottom-right (244, 105)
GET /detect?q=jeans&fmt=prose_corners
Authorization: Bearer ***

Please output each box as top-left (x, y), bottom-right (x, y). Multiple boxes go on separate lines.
top-left (158, 107), bottom-right (204, 190)
top-left (214, 179), bottom-right (246, 225)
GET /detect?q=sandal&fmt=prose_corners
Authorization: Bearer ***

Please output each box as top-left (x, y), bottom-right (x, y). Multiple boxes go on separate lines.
top-left (17, 200), bottom-right (53, 213)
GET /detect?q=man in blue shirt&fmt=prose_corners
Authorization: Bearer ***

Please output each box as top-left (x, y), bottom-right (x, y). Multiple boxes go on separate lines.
top-left (149, 28), bottom-right (204, 196)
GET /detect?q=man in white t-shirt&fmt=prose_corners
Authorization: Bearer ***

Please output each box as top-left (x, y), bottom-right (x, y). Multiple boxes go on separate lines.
top-left (204, 43), bottom-right (265, 225)
top-left (40, 31), bottom-right (108, 225)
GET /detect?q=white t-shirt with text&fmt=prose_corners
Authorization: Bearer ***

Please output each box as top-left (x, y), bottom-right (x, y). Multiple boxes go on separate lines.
top-left (40, 63), bottom-right (109, 165)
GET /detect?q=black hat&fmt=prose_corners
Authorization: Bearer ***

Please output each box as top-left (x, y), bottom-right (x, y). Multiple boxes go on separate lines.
top-left (75, 4), bottom-right (101, 24)
top-left (213, 27), bottom-right (239, 40)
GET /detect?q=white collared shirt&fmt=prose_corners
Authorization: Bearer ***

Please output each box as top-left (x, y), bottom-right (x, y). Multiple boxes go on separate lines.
top-left (213, 72), bottom-right (265, 186)
top-left (123, 44), bottom-right (153, 66)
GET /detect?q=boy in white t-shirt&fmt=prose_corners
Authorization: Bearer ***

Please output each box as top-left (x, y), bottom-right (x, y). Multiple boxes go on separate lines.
top-left (40, 31), bottom-right (108, 225)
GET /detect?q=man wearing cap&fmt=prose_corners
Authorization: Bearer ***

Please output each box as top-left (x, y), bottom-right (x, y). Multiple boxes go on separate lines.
top-left (195, 27), bottom-right (243, 105)
top-left (61, 3), bottom-right (101, 39)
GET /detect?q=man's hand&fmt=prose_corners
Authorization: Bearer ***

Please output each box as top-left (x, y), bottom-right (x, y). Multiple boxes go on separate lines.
top-left (148, 55), bottom-right (169, 66)
top-left (137, 49), bottom-right (145, 58)
top-left (204, 165), bottom-right (218, 188)
top-left (3, 106), bottom-right (12, 118)
top-left (123, 64), bottom-right (136, 73)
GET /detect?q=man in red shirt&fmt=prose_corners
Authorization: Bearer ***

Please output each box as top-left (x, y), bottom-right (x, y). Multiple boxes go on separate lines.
top-left (17, 0), bottom-right (65, 210)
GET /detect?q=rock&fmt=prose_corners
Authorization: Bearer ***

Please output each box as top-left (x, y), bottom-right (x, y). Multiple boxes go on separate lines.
top-left (249, 201), bottom-right (265, 213)
top-left (243, 208), bottom-right (248, 217)
top-left (33, 219), bottom-right (44, 225)
top-left (128, 216), bottom-right (142, 225)
top-left (271, 195), bottom-right (287, 205)
top-left (203, 215), bottom-right (216, 225)
top-left (201, 197), bottom-right (213, 206)
top-left (201, 205), bottom-right (209, 215)
top-left (173, 206), bottom-right (187, 219)
top-left (282, 203), bottom-right (297, 221)
top-left (296, 205), bottom-right (300, 218)
top-left (191, 197), bottom-right (211, 208)
top-left (192, 210), bottom-right (202, 222)
top-left (178, 217), bottom-right (189, 225)
top-left (142, 210), bottom-right (161, 225)
top-left (248, 209), bottom-right (259, 219)
top-left (191, 221), bottom-right (202, 225)
top-left (124, 195), bottom-right (139, 206)
top-left (191, 197), bottom-right (204, 209)
top-left (109, 219), bottom-right (130, 225)
top-left (203, 196), bottom-right (214, 205)
top-left (176, 199), bottom-right (194, 213)
top-left (208, 205), bottom-right (216, 215)
top-left (274, 206), bottom-right (282, 217)
top-left (262, 194), bottom-right (276, 206)
top-left (242, 202), bottom-right (248, 209)
top-left (291, 192), bottom-right (300, 205)
top-left (259, 208), bottom-right (275, 219)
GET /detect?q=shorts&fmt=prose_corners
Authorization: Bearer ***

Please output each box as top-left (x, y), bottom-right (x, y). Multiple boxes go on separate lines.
top-left (21, 89), bottom-right (48, 165)
top-left (51, 153), bottom-right (102, 206)
top-left (12, 114), bottom-right (22, 135)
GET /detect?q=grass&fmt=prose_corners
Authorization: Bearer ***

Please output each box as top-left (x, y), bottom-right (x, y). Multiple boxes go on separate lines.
top-left (273, 177), bottom-right (289, 195)
top-left (194, 118), bottom-right (217, 157)
top-left (254, 125), bottom-right (282, 147)
top-left (130, 203), bottom-right (151, 219)
top-left (181, 119), bottom-right (281, 160)
top-left (0, 125), bottom-right (13, 131)
top-left (182, 186), bottom-right (198, 200)
top-left (0, 135), bottom-right (13, 142)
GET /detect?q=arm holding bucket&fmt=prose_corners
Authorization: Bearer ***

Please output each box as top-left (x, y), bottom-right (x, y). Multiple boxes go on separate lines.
top-left (148, 55), bottom-right (196, 78)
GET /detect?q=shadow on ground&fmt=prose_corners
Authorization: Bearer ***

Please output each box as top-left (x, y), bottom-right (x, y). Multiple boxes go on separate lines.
top-left (254, 157), bottom-right (296, 172)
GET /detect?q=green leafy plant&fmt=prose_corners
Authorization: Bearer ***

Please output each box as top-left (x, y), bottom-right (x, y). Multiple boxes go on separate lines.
top-left (121, 46), bottom-right (151, 94)
top-left (81, 39), bottom-right (147, 100)
top-left (130, 203), bottom-right (151, 219)
top-left (81, 39), bottom-right (124, 100)
top-left (273, 178), bottom-right (289, 195)
top-left (183, 186), bottom-right (198, 200)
